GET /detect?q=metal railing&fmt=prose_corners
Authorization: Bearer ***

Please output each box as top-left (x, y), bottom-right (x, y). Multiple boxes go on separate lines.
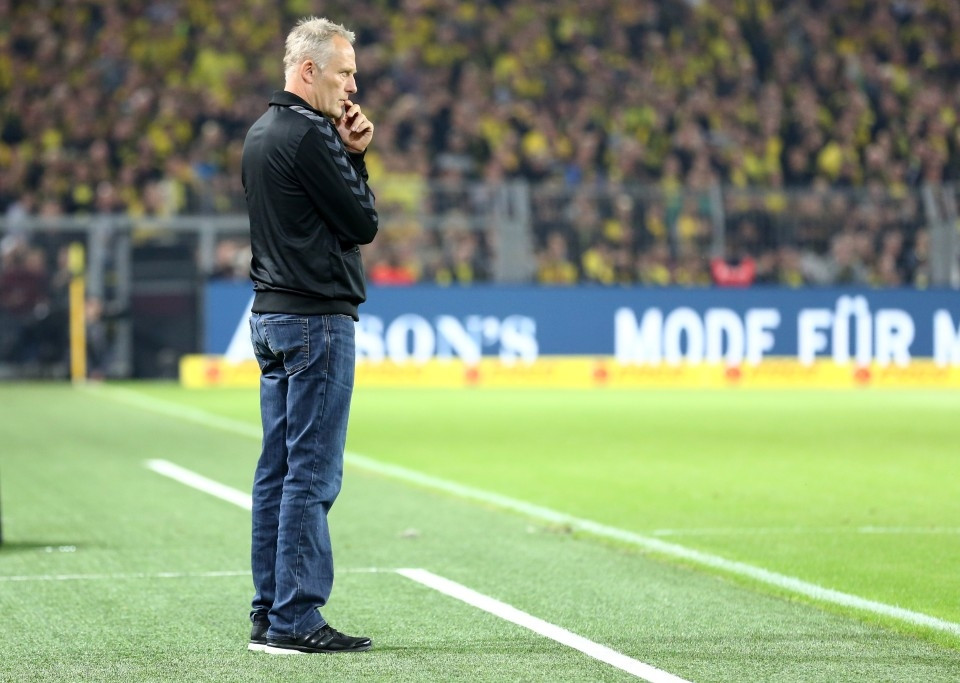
top-left (1, 181), bottom-right (958, 378)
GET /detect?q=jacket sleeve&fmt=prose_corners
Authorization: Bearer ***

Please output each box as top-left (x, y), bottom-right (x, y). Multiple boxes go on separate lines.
top-left (348, 151), bottom-right (370, 181)
top-left (293, 126), bottom-right (379, 246)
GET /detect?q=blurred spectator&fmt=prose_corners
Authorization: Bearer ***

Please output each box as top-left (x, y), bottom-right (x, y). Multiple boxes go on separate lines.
top-left (825, 232), bottom-right (871, 286)
top-left (905, 228), bottom-right (931, 288)
top-left (210, 237), bottom-right (251, 281)
top-left (0, 237), bottom-right (66, 368)
top-left (2, 0), bottom-right (957, 286)
top-left (536, 231), bottom-right (579, 285)
top-left (367, 239), bottom-right (419, 286)
top-left (0, 240), bottom-right (49, 318)
top-left (636, 243), bottom-right (673, 286)
top-left (710, 252), bottom-right (756, 288)
top-left (428, 217), bottom-right (491, 286)
top-left (777, 246), bottom-right (808, 288)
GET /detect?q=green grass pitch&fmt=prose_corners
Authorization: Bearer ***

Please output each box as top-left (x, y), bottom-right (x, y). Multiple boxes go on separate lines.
top-left (1, 382), bottom-right (959, 681)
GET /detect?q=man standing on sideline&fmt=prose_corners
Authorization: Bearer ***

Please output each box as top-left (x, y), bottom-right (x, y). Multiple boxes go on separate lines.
top-left (241, 16), bottom-right (378, 655)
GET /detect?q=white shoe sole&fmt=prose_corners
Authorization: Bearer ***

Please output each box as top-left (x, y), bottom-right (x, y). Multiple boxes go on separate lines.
top-left (262, 644), bottom-right (305, 655)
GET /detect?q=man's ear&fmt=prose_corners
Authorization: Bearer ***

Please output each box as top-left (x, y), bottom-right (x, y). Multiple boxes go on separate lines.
top-left (300, 60), bottom-right (316, 84)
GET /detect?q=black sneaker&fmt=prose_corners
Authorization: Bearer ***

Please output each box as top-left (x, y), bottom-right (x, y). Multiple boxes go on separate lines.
top-left (264, 624), bottom-right (372, 654)
top-left (248, 612), bottom-right (270, 652)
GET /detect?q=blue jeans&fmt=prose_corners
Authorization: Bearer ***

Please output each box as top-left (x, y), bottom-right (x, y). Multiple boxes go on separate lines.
top-left (248, 312), bottom-right (356, 638)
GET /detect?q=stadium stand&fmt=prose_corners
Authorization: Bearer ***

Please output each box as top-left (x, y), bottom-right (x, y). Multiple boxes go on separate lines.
top-left (1, 0), bottom-right (959, 288)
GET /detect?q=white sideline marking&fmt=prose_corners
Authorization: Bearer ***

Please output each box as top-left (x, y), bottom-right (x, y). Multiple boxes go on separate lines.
top-left (141, 458), bottom-right (689, 679)
top-left (344, 454), bottom-right (960, 638)
top-left (146, 458), bottom-right (253, 510)
top-left (84, 384), bottom-right (263, 439)
top-left (651, 526), bottom-right (960, 537)
top-left (397, 568), bottom-right (690, 683)
top-left (87, 386), bottom-right (960, 638)
top-left (857, 526), bottom-right (960, 534)
top-left (0, 568), bottom-right (390, 583)
top-left (0, 570), bottom-right (250, 582)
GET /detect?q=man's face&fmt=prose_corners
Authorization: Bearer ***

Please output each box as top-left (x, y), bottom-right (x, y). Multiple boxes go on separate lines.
top-left (312, 36), bottom-right (357, 118)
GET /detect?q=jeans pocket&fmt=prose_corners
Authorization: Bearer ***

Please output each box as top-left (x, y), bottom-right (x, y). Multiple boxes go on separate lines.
top-left (249, 316), bottom-right (270, 371)
top-left (262, 318), bottom-right (309, 375)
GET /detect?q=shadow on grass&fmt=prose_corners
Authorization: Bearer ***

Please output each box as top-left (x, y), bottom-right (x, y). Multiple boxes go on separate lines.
top-left (0, 540), bottom-right (86, 555)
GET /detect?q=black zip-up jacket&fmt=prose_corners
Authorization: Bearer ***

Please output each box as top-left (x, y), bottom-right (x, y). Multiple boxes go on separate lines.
top-left (242, 91), bottom-right (379, 319)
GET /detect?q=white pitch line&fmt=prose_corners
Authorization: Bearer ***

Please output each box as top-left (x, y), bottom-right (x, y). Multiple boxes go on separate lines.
top-left (146, 458), bottom-right (253, 510)
top-left (0, 570), bottom-right (251, 582)
top-left (343, 454), bottom-right (960, 638)
top-left (140, 458), bottom-right (689, 680)
top-left (85, 386), bottom-right (960, 639)
top-left (857, 526), bottom-right (960, 535)
top-left (0, 567), bottom-right (391, 583)
top-left (650, 526), bottom-right (960, 537)
top-left (397, 568), bottom-right (690, 683)
top-left (82, 384), bottom-right (263, 439)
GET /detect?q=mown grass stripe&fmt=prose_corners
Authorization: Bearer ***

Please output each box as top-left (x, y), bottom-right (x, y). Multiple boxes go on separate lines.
top-left (346, 453), bottom-right (960, 638)
top-left (397, 568), bottom-right (691, 682)
top-left (89, 384), bottom-right (960, 639)
top-left (141, 455), bottom-right (687, 680)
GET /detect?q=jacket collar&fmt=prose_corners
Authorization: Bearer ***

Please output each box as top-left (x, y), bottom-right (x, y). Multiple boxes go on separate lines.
top-left (269, 90), bottom-right (322, 115)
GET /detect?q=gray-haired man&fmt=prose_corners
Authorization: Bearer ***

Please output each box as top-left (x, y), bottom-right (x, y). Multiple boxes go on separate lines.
top-left (241, 16), bottom-right (378, 655)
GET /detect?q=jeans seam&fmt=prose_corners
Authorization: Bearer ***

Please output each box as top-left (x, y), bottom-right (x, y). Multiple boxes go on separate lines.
top-left (290, 316), bottom-right (330, 637)
top-left (299, 318), bottom-right (309, 374)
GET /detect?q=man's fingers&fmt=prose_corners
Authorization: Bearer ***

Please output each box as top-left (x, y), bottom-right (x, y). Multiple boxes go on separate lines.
top-left (337, 100), bottom-right (374, 151)
top-left (342, 102), bottom-right (371, 133)
top-left (351, 115), bottom-right (371, 133)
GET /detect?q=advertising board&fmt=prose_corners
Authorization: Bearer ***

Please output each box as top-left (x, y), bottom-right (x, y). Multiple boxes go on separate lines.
top-left (182, 284), bottom-right (960, 388)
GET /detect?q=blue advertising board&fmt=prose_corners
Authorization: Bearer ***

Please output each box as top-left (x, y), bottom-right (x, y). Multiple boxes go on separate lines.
top-left (205, 283), bottom-right (960, 367)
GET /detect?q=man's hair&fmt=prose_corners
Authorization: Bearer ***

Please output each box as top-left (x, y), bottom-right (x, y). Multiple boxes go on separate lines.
top-left (283, 17), bottom-right (355, 79)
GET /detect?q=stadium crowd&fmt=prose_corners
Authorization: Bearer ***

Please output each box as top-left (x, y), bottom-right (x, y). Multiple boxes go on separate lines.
top-left (1, 0), bottom-right (958, 288)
